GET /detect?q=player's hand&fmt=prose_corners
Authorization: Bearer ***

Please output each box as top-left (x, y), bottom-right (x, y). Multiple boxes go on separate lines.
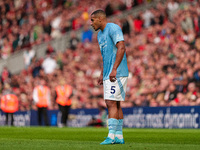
top-left (109, 69), bottom-right (117, 82)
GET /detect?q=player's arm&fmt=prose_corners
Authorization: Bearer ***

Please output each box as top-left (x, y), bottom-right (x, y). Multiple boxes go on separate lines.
top-left (97, 42), bottom-right (103, 85)
top-left (97, 34), bottom-right (103, 85)
top-left (109, 41), bottom-right (126, 82)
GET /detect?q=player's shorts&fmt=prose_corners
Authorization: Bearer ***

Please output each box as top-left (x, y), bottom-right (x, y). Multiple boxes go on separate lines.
top-left (103, 77), bottom-right (128, 101)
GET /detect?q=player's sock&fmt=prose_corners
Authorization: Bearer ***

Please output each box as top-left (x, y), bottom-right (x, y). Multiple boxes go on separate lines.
top-left (107, 118), bottom-right (118, 140)
top-left (115, 119), bottom-right (123, 139)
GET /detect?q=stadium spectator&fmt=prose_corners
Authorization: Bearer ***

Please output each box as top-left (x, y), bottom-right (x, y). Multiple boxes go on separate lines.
top-left (186, 82), bottom-right (198, 104)
top-left (69, 31), bottom-right (79, 50)
top-left (1, 67), bottom-right (11, 85)
top-left (32, 60), bottom-right (42, 78)
top-left (42, 53), bottom-right (57, 74)
top-left (33, 78), bottom-right (50, 126)
top-left (186, 68), bottom-right (196, 85)
top-left (133, 15), bottom-right (143, 33)
top-left (43, 19), bottom-right (52, 35)
top-left (1, 38), bottom-right (12, 59)
top-left (121, 18), bottom-right (130, 36)
top-left (142, 9), bottom-right (154, 28)
top-left (23, 46), bottom-right (36, 69)
top-left (45, 43), bottom-right (55, 55)
top-left (55, 78), bottom-right (73, 127)
top-left (105, 2), bottom-right (114, 17)
top-left (164, 83), bottom-right (178, 103)
top-left (167, 0), bottom-right (179, 20)
top-left (0, 83), bottom-right (18, 126)
top-left (81, 24), bottom-right (93, 43)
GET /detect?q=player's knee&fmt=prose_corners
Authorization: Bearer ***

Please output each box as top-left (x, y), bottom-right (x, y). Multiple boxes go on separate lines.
top-left (105, 100), bottom-right (117, 108)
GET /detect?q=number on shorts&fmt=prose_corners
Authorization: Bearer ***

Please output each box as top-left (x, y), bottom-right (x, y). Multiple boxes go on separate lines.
top-left (110, 86), bottom-right (116, 94)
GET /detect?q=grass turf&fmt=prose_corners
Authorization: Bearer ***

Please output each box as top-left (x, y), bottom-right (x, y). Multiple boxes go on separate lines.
top-left (0, 127), bottom-right (199, 150)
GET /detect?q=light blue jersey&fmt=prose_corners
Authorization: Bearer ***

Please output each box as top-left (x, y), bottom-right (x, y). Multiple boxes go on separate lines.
top-left (97, 23), bottom-right (129, 81)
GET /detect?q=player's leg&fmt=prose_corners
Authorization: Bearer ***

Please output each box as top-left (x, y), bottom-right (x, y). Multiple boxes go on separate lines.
top-left (106, 100), bottom-right (119, 139)
top-left (100, 77), bottom-right (127, 145)
top-left (100, 100), bottom-right (118, 145)
top-left (114, 101), bottom-right (125, 144)
top-left (106, 100), bottom-right (118, 118)
top-left (114, 77), bottom-right (128, 144)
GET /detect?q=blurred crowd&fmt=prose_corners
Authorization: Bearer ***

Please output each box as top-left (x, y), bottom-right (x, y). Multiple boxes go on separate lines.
top-left (0, 0), bottom-right (145, 59)
top-left (1, 0), bottom-right (200, 111)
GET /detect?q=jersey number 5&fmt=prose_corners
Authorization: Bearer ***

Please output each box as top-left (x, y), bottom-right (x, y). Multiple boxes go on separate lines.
top-left (110, 86), bottom-right (116, 94)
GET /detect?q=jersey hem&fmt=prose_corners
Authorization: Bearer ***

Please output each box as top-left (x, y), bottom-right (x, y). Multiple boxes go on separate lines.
top-left (103, 76), bottom-right (128, 81)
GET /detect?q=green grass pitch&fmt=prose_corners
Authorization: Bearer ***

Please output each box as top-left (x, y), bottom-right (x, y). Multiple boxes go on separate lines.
top-left (0, 127), bottom-right (200, 150)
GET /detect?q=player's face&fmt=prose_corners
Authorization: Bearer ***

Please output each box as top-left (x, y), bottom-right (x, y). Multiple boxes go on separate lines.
top-left (91, 15), bottom-right (100, 31)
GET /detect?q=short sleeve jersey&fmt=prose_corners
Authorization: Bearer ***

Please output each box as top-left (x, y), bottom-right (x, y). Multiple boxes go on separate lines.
top-left (97, 23), bottom-right (129, 80)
